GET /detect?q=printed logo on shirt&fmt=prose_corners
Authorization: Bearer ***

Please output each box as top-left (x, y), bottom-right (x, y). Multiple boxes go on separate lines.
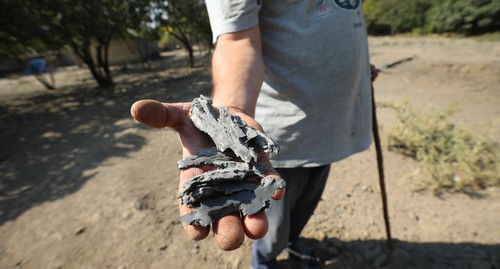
top-left (332, 0), bottom-right (360, 10)
top-left (316, 0), bottom-right (330, 15)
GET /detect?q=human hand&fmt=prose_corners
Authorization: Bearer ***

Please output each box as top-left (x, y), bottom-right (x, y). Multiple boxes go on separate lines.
top-left (371, 64), bottom-right (379, 82)
top-left (130, 99), bottom-right (284, 250)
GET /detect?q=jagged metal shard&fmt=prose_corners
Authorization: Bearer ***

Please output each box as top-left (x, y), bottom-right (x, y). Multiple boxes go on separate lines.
top-left (179, 182), bottom-right (261, 207)
top-left (179, 177), bottom-right (286, 227)
top-left (190, 95), bottom-right (279, 163)
top-left (181, 166), bottom-right (263, 193)
top-left (240, 177), bottom-right (286, 216)
top-left (229, 113), bottom-right (279, 154)
top-left (177, 147), bottom-right (234, 169)
top-left (177, 95), bottom-right (285, 227)
top-left (178, 150), bottom-right (266, 174)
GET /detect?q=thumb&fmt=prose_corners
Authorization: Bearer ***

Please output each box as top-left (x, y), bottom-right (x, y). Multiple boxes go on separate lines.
top-left (130, 100), bottom-right (189, 129)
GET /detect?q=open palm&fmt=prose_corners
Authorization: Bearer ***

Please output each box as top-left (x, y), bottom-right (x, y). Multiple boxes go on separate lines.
top-left (131, 99), bottom-right (284, 250)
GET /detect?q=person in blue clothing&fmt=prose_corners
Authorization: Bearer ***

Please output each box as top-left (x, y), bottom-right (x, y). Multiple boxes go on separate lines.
top-left (25, 58), bottom-right (48, 75)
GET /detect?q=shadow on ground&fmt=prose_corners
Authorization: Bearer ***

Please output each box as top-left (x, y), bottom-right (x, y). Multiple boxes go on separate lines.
top-left (0, 53), bottom-right (212, 225)
top-left (279, 238), bottom-right (500, 269)
top-left (277, 237), bottom-right (500, 269)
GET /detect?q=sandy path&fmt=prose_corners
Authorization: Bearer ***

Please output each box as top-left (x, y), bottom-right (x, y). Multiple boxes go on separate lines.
top-left (0, 37), bottom-right (499, 269)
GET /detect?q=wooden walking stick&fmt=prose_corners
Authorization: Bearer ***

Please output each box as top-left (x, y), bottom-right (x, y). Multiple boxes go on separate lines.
top-left (370, 57), bottom-right (416, 249)
top-left (371, 81), bottom-right (393, 249)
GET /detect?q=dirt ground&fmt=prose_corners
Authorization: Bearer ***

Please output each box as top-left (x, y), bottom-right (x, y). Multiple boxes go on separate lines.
top-left (0, 36), bottom-right (499, 269)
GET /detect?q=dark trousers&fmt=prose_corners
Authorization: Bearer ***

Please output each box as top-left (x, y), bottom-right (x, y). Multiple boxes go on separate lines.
top-left (251, 165), bottom-right (330, 269)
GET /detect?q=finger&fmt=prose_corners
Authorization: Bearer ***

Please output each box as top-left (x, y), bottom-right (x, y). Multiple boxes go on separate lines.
top-left (370, 64), bottom-right (379, 82)
top-left (272, 187), bottom-right (285, 200)
top-left (179, 203), bottom-right (211, 241)
top-left (262, 174), bottom-right (285, 200)
top-left (130, 100), bottom-right (188, 129)
top-left (179, 166), bottom-right (211, 240)
top-left (213, 213), bottom-right (245, 251)
top-left (242, 211), bottom-right (268, 240)
top-left (254, 150), bottom-right (286, 200)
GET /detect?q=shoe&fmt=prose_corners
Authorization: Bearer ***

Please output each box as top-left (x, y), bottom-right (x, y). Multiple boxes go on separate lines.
top-left (286, 243), bottom-right (322, 269)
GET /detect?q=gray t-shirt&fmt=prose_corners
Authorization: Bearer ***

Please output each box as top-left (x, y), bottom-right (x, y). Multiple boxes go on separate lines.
top-left (205, 0), bottom-right (372, 168)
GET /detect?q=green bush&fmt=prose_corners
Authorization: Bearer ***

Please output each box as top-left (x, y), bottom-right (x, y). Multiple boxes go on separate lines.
top-left (381, 102), bottom-right (500, 194)
top-left (427, 0), bottom-right (500, 35)
top-left (364, 0), bottom-right (431, 35)
top-left (364, 0), bottom-right (500, 36)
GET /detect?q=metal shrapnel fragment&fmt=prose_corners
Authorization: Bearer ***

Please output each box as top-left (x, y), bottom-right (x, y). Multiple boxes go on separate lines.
top-left (179, 165), bottom-right (265, 205)
top-left (181, 165), bottom-right (263, 193)
top-left (179, 177), bottom-right (286, 227)
top-left (190, 95), bottom-right (279, 163)
top-left (177, 95), bottom-right (285, 227)
top-left (177, 147), bottom-right (234, 169)
top-left (180, 182), bottom-right (263, 206)
top-left (227, 111), bottom-right (279, 154)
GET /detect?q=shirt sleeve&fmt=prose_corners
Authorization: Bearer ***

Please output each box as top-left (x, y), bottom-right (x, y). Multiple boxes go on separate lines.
top-left (205, 0), bottom-right (261, 43)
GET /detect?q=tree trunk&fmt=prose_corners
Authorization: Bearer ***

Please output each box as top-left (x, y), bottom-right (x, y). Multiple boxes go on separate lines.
top-left (73, 43), bottom-right (114, 88)
top-left (103, 40), bottom-right (112, 81)
top-left (187, 44), bottom-right (194, 68)
top-left (95, 42), bottom-right (114, 87)
top-left (168, 28), bottom-right (195, 68)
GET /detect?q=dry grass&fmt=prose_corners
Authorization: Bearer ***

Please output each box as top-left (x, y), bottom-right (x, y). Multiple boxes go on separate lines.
top-left (380, 101), bottom-right (500, 194)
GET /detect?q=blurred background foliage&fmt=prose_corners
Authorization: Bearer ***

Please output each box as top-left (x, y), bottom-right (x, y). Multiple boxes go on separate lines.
top-left (1, 0), bottom-right (499, 85)
top-left (0, 0), bottom-right (210, 85)
top-left (364, 0), bottom-right (500, 36)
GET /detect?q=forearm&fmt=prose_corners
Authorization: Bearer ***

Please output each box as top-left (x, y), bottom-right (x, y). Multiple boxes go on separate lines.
top-left (211, 25), bottom-right (264, 118)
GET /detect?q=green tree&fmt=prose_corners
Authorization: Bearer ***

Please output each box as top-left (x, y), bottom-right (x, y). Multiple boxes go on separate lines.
top-left (0, 0), bottom-right (63, 89)
top-left (427, 0), bottom-right (500, 35)
top-left (44, 0), bottom-right (137, 87)
top-left (364, 0), bottom-right (432, 35)
top-left (161, 0), bottom-right (211, 68)
top-left (1, 0), bottom-right (161, 87)
top-left (0, 1), bottom-right (50, 58)
top-left (364, 0), bottom-right (500, 35)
